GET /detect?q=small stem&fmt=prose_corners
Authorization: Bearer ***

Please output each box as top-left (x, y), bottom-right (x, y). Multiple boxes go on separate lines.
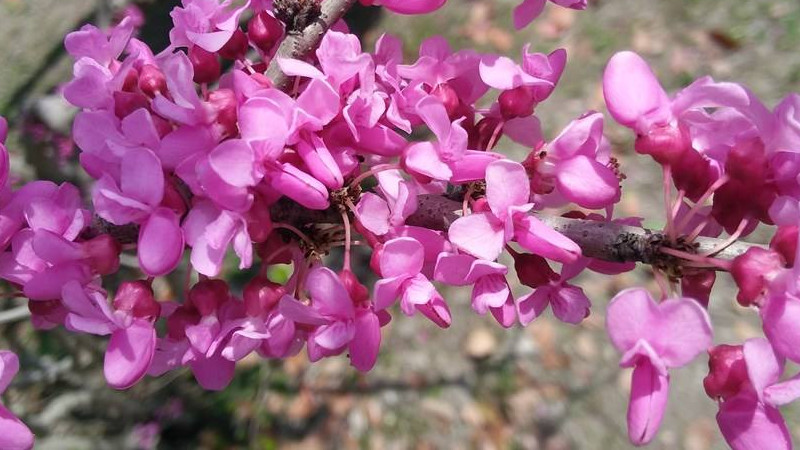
top-left (341, 210), bottom-right (352, 272)
top-left (674, 175), bottom-right (729, 234)
top-left (348, 163), bottom-right (401, 189)
top-left (702, 218), bottom-right (750, 257)
top-left (485, 119), bottom-right (504, 151)
top-left (663, 165), bottom-right (675, 241)
top-left (274, 222), bottom-right (315, 247)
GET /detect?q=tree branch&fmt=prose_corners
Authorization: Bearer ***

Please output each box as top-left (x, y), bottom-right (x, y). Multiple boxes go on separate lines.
top-left (403, 194), bottom-right (761, 268)
top-left (266, 0), bottom-right (359, 90)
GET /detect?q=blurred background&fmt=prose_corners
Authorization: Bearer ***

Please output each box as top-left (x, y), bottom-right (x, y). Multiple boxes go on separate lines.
top-left (0, 0), bottom-right (799, 448)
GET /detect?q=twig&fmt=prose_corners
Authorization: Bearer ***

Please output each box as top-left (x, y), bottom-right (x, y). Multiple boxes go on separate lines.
top-left (266, 0), bottom-right (359, 90)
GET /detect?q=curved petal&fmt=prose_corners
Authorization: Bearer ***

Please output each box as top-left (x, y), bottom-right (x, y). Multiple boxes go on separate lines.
top-left (448, 213), bottom-right (505, 261)
top-left (627, 360), bottom-right (669, 446)
top-left (0, 405), bottom-right (34, 450)
top-left (349, 311), bottom-right (381, 372)
top-left (554, 156), bottom-right (620, 209)
top-left (513, 0), bottom-right (546, 30)
top-left (717, 394), bottom-right (791, 450)
top-left (380, 237), bottom-right (425, 278)
top-left (104, 320), bottom-right (156, 389)
top-left (486, 159), bottom-right (530, 221)
top-left (138, 208), bottom-right (184, 277)
top-left (603, 51), bottom-right (670, 130)
top-left (305, 266), bottom-right (354, 318)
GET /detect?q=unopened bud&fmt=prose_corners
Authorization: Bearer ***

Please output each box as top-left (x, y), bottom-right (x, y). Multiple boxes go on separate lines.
top-left (188, 279), bottom-right (230, 316)
top-left (189, 46), bottom-right (221, 84)
top-left (82, 234), bottom-right (121, 276)
top-left (498, 85), bottom-right (535, 119)
top-left (138, 64), bottom-right (167, 97)
top-left (114, 280), bottom-right (160, 319)
top-left (247, 11), bottom-right (283, 53)
top-left (703, 344), bottom-right (747, 400)
top-left (219, 29), bottom-right (249, 60)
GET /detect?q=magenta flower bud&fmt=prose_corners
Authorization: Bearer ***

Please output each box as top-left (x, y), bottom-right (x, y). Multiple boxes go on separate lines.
top-left (122, 68), bottom-right (139, 92)
top-left (113, 281), bottom-right (160, 320)
top-left (113, 91), bottom-right (150, 119)
top-left (369, 242), bottom-right (384, 277)
top-left (188, 279), bottom-right (229, 316)
top-left (256, 233), bottom-right (293, 264)
top-left (469, 116), bottom-right (503, 151)
top-left (498, 85), bottom-right (535, 119)
top-left (770, 225), bottom-right (797, 267)
top-left (167, 306), bottom-right (200, 340)
top-left (189, 46), bottom-right (221, 84)
top-left (339, 269), bottom-right (369, 305)
top-left (247, 11), bottom-right (283, 53)
top-left (208, 88), bottom-right (238, 138)
top-left (246, 194), bottom-right (274, 244)
top-left (138, 64), bottom-right (167, 98)
top-left (731, 247), bottom-right (785, 307)
top-left (680, 270), bottom-right (716, 308)
top-left (470, 197), bottom-right (490, 213)
top-left (513, 252), bottom-right (558, 288)
top-left (161, 180), bottom-right (188, 217)
top-left (243, 276), bottom-right (284, 316)
top-left (218, 29), bottom-right (249, 60)
top-left (82, 234), bottom-right (121, 276)
top-left (634, 123), bottom-right (688, 165)
top-left (430, 83), bottom-right (461, 120)
top-left (703, 344), bottom-right (748, 401)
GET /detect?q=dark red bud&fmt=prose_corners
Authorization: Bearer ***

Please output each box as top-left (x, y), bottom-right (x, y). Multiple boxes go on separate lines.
top-left (498, 86), bottom-right (535, 119)
top-left (369, 242), bottom-right (384, 277)
top-left (247, 11), bottom-right (283, 53)
top-left (730, 247), bottom-right (784, 307)
top-left (514, 253), bottom-right (558, 288)
top-left (218, 29), bottom-right (249, 60)
top-left (634, 123), bottom-right (688, 166)
top-left (703, 344), bottom-right (748, 400)
top-left (167, 305), bottom-right (200, 340)
top-left (138, 64), bottom-right (167, 97)
top-left (243, 276), bottom-right (285, 316)
top-left (122, 68), bottom-right (139, 92)
top-left (770, 225), bottom-right (797, 267)
top-left (82, 234), bottom-right (121, 276)
top-left (188, 279), bottom-right (230, 316)
top-left (680, 270), bottom-right (716, 308)
top-left (246, 193), bottom-right (274, 244)
top-left (189, 46), bottom-right (221, 84)
top-left (113, 91), bottom-right (150, 119)
top-left (339, 270), bottom-right (369, 305)
top-left (113, 281), bottom-right (160, 319)
top-left (469, 117), bottom-right (503, 151)
top-left (256, 232), bottom-right (293, 264)
top-left (207, 88), bottom-right (238, 138)
top-left (161, 179), bottom-right (188, 217)
top-left (431, 83), bottom-right (461, 120)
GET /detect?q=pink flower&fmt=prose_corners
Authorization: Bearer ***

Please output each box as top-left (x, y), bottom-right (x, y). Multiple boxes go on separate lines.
top-left (434, 252), bottom-right (515, 327)
top-left (374, 237), bottom-right (451, 328)
top-left (62, 281), bottom-right (159, 389)
top-left (280, 266), bottom-right (382, 371)
top-left (448, 159), bottom-right (580, 262)
top-left (0, 351), bottom-right (34, 450)
top-left (606, 288), bottom-right (712, 445)
top-left (168, 0), bottom-right (252, 53)
top-left (709, 338), bottom-right (794, 450)
top-left (368, 0), bottom-right (446, 15)
top-left (516, 260), bottom-right (591, 325)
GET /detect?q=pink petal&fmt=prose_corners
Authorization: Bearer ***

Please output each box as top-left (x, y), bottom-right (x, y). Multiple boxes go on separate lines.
top-left (138, 208), bottom-right (184, 277)
top-left (516, 287), bottom-right (551, 326)
top-left (104, 319), bottom-right (156, 389)
top-left (433, 252), bottom-right (473, 286)
top-left (354, 193), bottom-right (391, 236)
top-left (380, 237), bottom-right (425, 278)
top-left (208, 139), bottom-right (258, 188)
top-left (717, 394), bottom-right (791, 450)
top-left (349, 311), bottom-right (381, 372)
top-left (190, 354), bottom-right (236, 391)
top-left (267, 163), bottom-right (329, 210)
top-left (764, 372), bottom-right (800, 407)
top-left (121, 147), bottom-right (164, 207)
top-left (0, 351), bottom-right (19, 393)
top-left (448, 213), bottom-right (505, 261)
top-left (550, 284), bottom-right (591, 324)
top-left (603, 51), bottom-right (670, 130)
top-left (513, 215), bottom-right (580, 264)
top-left (743, 338), bottom-right (784, 404)
top-left (471, 274), bottom-right (510, 314)
top-left (513, 0), bottom-right (546, 29)
top-left (314, 321), bottom-right (355, 350)
top-left (555, 156), bottom-right (620, 209)
top-left (305, 266), bottom-right (354, 319)
top-left (278, 295), bottom-right (328, 326)
top-left (0, 405), bottom-right (34, 450)
top-left (627, 359), bottom-right (669, 446)
top-left (486, 159), bottom-right (530, 221)
top-left (403, 142), bottom-right (452, 181)
top-left (295, 135), bottom-right (343, 190)
top-left (377, 0), bottom-right (446, 14)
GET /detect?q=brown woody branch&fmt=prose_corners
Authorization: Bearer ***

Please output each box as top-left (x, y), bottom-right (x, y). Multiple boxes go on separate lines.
top-left (266, 0), bottom-right (359, 90)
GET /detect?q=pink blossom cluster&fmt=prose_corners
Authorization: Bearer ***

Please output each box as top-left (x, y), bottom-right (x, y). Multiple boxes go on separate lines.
top-left (604, 51), bottom-right (800, 448)
top-left (0, 1), bottom-right (797, 448)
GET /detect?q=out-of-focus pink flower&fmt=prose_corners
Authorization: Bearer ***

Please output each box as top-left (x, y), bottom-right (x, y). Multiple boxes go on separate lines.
top-left (0, 351), bottom-right (34, 450)
top-left (606, 288), bottom-right (712, 445)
